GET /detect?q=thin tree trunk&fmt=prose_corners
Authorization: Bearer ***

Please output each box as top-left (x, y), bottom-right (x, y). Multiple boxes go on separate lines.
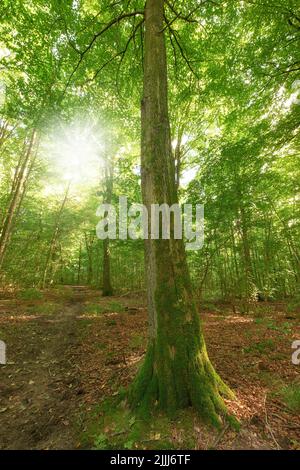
top-left (41, 183), bottom-right (70, 288)
top-left (0, 129), bottom-right (36, 270)
top-left (77, 242), bottom-right (82, 284)
top-left (84, 231), bottom-right (94, 285)
top-left (0, 120), bottom-right (17, 152)
top-left (239, 202), bottom-right (254, 301)
top-left (102, 238), bottom-right (113, 295)
top-left (102, 157), bottom-right (114, 296)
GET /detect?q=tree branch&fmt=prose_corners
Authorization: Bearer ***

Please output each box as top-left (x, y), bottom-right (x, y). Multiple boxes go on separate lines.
top-left (165, 0), bottom-right (217, 26)
top-left (63, 10), bottom-right (144, 94)
top-left (85, 18), bottom-right (144, 85)
top-left (116, 18), bottom-right (145, 88)
top-left (164, 14), bottom-right (199, 79)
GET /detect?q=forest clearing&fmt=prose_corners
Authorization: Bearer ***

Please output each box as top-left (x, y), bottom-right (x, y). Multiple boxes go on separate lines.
top-left (0, 0), bottom-right (300, 458)
top-left (0, 286), bottom-right (299, 450)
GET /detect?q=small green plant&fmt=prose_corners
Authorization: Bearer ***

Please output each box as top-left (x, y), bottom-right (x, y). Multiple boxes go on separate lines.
top-left (201, 302), bottom-right (217, 311)
top-left (78, 319), bottom-right (92, 328)
top-left (243, 339), bottom-right (275, 354)
top-left (28, 302), bottom-right (57, 314)
top-left (279, 383), bottom-right (300, 413)
top-left (253, 304), bottom-right (274, 318)
top-left (129, 334), bottom-right (145, 349)
top-left (254, 318), bottom-right (292, 335)
top-left (287, 294), bottom-right (300, 315)
top-left (17, 288), bottom-right (43, 300)
top-left (93, 433), bottom-right (108, 450)
top-left (84, 303), bottom-right (106, 315)
top-left (124, 439), bottom-right (135, 449)
top-left (258, 371), bottom-right (283, 389)
top-left (55, 287), bottom-right (73, 301)
top-left (108, 301), bottom-right (125, 313)
top-left (266, 320), bottom-right (292, 335)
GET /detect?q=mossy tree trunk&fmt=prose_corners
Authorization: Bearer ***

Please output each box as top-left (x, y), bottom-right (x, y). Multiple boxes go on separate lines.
top-left (129, 0), bottom-right (233, 427)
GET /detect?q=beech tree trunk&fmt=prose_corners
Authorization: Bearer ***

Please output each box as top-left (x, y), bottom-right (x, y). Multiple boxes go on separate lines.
top-left (102, 157), bottom-right (113, 296)
top-left (102, 238), bottom-right (113, 295)
top-left (84, 231), bottom-right (95, 285)
top-left (239, 200), bottom-right (255, 303)
top-left (41, 183), bottom-right (70, 288)
top-left (77, 242), bottom-right (82, 284)
top-left (129, 0), bottom-right (233, 427)
top-left (0, 129), bottom-right (36, 270)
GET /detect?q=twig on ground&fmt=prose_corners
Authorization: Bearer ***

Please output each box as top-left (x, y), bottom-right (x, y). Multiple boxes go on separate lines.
top-left (263, 394), bottom-right (281, 450)
top-left (208, 422), bottom-right (230, 449)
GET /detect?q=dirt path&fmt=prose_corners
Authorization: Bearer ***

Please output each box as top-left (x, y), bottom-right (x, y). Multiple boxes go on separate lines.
top-left (0, 287), bottom-right (87, 449)
top-left (0, 288), bottom-right (299, 450)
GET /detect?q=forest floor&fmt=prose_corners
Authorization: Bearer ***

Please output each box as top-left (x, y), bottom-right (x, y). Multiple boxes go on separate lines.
top-left (0, 285), bottom-right (299, 450)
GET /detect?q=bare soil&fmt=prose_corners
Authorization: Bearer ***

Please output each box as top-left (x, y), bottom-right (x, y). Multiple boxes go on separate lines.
top-left (0, 286), bottom-right (299, 450)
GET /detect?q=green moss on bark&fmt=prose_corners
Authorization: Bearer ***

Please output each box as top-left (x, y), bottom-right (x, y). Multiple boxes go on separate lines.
top-left (129, 282), bottom-right (236, 428)
top-left (132, 0), bottom-right (237, 431)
